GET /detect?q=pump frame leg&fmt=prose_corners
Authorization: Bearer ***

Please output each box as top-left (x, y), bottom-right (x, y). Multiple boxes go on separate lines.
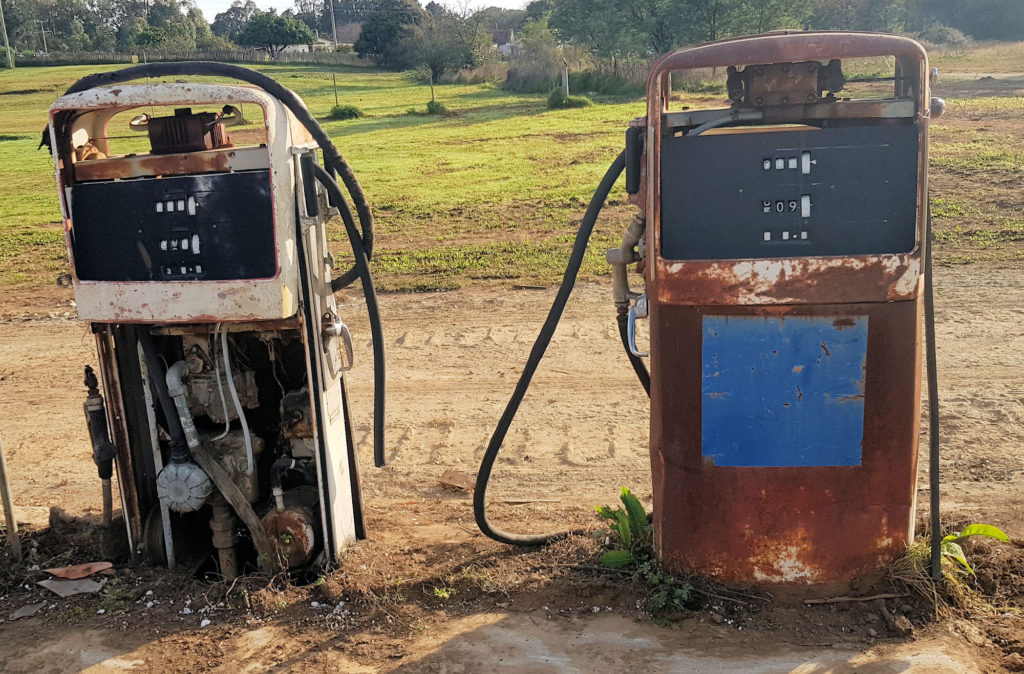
top-left (0, 433), bottom-right (23, 562)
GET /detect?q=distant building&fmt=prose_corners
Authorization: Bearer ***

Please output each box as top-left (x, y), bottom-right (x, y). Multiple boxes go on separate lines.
top-left (493, 28), bottom-right (515, 57)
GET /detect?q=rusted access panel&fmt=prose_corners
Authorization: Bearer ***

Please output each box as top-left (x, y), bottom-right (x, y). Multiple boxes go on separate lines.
top-left (649, 301), bottom-right (921, 584)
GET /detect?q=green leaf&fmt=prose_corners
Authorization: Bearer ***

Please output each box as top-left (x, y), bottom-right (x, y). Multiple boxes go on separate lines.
top-left (612, 510), bottom-right (632, 548)
top-left (955, 523), bottom-right (1009, 543)
top-left (595, 505), bottom-right (617, 521)
top-left (600, 549), bottom-right (634, 567)
top-left (942, 540), bottom-right (975, 575)
top-left (620, 487), bottom-right (649, 535)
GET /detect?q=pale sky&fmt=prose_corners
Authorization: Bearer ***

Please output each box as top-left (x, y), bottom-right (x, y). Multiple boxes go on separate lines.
top-left (194, 0), bottom-right (528, 22)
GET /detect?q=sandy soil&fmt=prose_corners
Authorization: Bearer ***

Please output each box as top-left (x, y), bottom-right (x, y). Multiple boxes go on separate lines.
top-left (0, 260), bottom-right (1022, 672)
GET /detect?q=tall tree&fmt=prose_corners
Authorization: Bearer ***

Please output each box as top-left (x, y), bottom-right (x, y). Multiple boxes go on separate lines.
top-left (212, 0), bottom-right (258, 41)
top-left (550, 0), bottom-right (637, 57)
top-left (237, 9), bottom-right (314, 55)
top-left (404, 5), bottom-right (489, 96)
top-left (353, 0), bottom-right (424, 68)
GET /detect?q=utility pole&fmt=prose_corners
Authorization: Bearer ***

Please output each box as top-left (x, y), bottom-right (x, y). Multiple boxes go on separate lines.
top-left (0, 0), bottom-right (14, 69)
top-left (328, 0), bottom-right (338, 45)
top-left (36, 19), bottom-right (48, 54)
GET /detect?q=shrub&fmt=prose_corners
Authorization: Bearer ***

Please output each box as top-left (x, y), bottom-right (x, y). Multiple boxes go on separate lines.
top-left (919, 24), bottom-right (973, 50)
top-left (567, 71), bottom-right (644, 98)
top-left (329, 104), bottom-right (364, 120)
top-left (546, 89), bottom-right (593, 109)
top-left (426, 99), bottom-right (447, 115)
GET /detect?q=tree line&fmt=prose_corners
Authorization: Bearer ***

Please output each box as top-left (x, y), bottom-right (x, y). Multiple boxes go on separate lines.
top-left (3, 0), bottom-right (1023, 61)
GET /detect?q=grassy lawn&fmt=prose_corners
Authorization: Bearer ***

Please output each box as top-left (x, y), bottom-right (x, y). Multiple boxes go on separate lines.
top-left (1, 47), bottom-right (1021, 289)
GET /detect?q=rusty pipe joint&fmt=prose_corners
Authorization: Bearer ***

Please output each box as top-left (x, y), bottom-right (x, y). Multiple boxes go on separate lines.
top-left (607, 212), bottom-right (646, 309)
top-left (166, 361), bottom-right (201, 451)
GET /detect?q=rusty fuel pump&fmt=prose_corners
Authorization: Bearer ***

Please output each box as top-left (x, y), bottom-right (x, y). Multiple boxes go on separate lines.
top-left (475, 32), bottom-right (945, 586)
top-left (48, 63), bottom-right (386, 578)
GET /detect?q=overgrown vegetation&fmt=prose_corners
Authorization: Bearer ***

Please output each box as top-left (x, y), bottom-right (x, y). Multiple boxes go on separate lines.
top-left (595, 488), bottom-right (694, 619)
top-left (329, 103), bottom-right (364, 120)
top-left (892, 523), bottom-right (1011, 617)
top-left (546, 89), bottom-right (592, 109)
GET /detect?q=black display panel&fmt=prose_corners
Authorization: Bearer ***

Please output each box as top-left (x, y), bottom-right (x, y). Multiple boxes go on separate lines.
top-left (660, 124), bottom-right (920, 260)
top-left (70, 170), bottom-right (276, 281)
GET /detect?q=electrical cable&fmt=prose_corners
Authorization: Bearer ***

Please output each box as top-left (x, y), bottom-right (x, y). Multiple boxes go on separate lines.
top-left (474, 152), bottom-right (625, 546)
top-left (221, 330), bottom-right (255, 476)
top-left (311, 162), bottom-right (387, 468)
top-left (211, 323), bottom-right (231, 442)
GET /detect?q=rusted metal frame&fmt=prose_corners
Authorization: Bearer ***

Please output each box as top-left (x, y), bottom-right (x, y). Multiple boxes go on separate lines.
top-left (649, 300), bottom-right (922, 582)
top-left (93, 324), bottom-right (141, 552)
top-left (150, 318), bottom-right (301, 336)
top-left (51, 84), bottom-right (309, 323)
top-left (647, 31), bottom-right (928, 81)
top-left (645, 33), bottom-right (930, 307)
top-left (662, 99), bottom-right (915, 132)
top-left (74, 145), bottom-right (270, 182)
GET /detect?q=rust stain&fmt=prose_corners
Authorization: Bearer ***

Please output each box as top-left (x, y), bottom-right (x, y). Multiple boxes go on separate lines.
top-left (832, 317), bottom-right (856, 329)
top-left (75, 150), bottom-right (232, 181)
top-left (655, 255), bottom-right (921, 306)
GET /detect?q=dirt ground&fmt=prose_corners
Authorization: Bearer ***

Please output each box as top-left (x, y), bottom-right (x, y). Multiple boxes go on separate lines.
top-left (0, 259), bottom-right (1022, 672)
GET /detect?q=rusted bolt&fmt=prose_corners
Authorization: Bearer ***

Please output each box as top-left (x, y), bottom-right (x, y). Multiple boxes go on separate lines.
top-left (781, 96), bottom-right (789, 104)
top-left (755, 96), bottom-right (765, 105)
top-left (807, 93), bottom-right (817, 102)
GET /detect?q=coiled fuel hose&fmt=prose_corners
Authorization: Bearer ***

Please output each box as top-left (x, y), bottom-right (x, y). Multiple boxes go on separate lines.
top-left (60, 63), bottom-right (386, 468)
top-left (474, 152), bottom-right (626, 546)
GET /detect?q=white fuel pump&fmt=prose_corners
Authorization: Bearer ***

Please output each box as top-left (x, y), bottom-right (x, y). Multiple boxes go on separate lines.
top-left (49, 64), bottom-right (385, 578)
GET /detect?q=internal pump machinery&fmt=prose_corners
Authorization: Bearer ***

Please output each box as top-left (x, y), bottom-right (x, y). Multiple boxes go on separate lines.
top-left (49, 64), bottom-right (385, 577)
top-left (476, 32), bottom-right (945, 585)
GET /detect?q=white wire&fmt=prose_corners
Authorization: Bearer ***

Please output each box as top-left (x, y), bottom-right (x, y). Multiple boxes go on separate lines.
top-left (212, 323), bottom-right (231, 441)
top-left (221, 328), bottom-right (254, 476)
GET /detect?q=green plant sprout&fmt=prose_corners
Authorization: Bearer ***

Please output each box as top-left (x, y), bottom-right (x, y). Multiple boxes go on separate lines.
top-left (940, 523), bottom-right (1009, 576)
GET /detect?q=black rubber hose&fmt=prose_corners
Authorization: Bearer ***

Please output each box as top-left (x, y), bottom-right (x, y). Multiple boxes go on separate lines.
top-left (616, 311), bottom-right (651, 396)
top-left (137, 328), bottom-right (190, 464)
top-left (311, 162), bottom-right (387, 468)
top-left (474, 152), bottom-right (625, 546)
top-left (925, 203), bottom-right (942, 581)
top-left (60, 61), bottom-right (372, 289)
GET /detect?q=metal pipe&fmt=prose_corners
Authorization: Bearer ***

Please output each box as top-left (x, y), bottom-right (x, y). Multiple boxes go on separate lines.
top-left (166, 361), bottom-right (201, 450)
top-left (607, 213), bottom-right (646, 308)
top-left (0, 432), bottom-right (22, 562)
top-left (83, 365), bottom-right (116, 527)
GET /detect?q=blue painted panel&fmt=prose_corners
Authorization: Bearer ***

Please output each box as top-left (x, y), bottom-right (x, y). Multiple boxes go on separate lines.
top-left (701, 315), bottom-right (868, 467)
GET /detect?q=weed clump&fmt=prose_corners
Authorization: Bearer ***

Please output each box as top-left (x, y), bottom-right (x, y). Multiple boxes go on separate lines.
top-left (426, 100), bottom-right (447, 115)
top-left (547, 89), bottom-right (593, 109)
top-left (329, 104), bottom-right (364, 120)
top-left (891, 523), bottom-right (1009, 617)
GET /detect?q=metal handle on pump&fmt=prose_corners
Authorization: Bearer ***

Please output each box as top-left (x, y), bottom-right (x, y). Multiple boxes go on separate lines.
top-left (322, 311), bottom-right (355, 371)
top-left (627, 294), bottom-right (649, 358)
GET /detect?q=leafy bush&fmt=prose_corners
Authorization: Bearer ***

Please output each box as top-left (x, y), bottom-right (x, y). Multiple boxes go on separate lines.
top-left (596, 488), bottom-right (693, 618)
top-left (426, 99), bottom-right (447, 115)
top-left (329, 104), bottom-right (364, 120)
top-left (567, 71), bottom-right (644, 98)
top-left (919, 24), bottom-right (973, 51)
top-left (546, 89), bottom-right (593, 109)
top-left (596, 487), bottom-right (650, 566)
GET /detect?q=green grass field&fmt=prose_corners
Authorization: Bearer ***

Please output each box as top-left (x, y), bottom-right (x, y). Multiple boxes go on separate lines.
top-left (1, 48), bottom-right (1021, 289)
